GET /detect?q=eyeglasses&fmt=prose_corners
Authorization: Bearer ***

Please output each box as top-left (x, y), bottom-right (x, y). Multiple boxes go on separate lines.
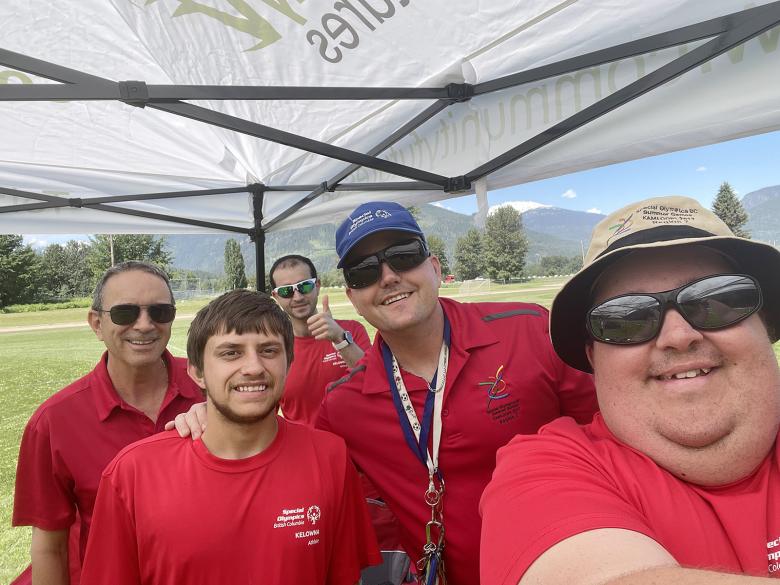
top-left (587, 274), bottom-right (762, 345)
top-left (272, 278), bottom-right (317, 299)
top-left (343, 239), bottom-right (430, 289)
top-left (96, 303), bottom-right (177, 326)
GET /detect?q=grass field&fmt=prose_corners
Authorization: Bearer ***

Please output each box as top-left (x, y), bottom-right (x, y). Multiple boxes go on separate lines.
top-left (2, 278), bottom-right (778, 581)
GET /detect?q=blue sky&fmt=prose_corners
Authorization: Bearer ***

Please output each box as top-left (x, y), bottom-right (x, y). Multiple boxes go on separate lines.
top-left (23, 129), bottom-right (780, 247)
top-left (436, 129), bottom-right (780, 217)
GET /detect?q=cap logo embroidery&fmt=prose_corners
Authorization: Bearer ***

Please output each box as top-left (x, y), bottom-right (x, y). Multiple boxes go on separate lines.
top-left (375, 209), bottom-right (391, 218)
top-left (606, 213), bottom-right (634, 245)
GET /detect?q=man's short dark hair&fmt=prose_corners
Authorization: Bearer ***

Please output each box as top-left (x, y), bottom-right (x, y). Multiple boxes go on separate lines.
top-left (269, 255), bottom-right (317, 288)
top-left (186, 289), bottom-right (294, 373)
top-left (91, 261), bottom-right (173, 310)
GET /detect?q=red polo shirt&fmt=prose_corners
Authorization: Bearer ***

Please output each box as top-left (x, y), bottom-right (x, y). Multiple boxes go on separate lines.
top-left (13, 350), bottom-right (203, 585)
top-left (316, 298), bottom-right (597, 585)
top-left (281, 319), bottom-right (370, 427)
top-left (480, 414), bottom-right (780, 584)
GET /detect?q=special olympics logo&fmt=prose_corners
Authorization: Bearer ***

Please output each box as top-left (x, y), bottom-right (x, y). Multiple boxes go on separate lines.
top-left (375, 209), bottom-right (391, 218)
top-left (307, 505), bottom-right (321, 525)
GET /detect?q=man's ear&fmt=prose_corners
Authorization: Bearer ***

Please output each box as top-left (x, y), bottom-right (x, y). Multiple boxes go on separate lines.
top-left (429, 255), bottom-right (442, 287)
top-left (187, 361), bottom-right (206, 390)
top-left (87, 310), bottom-right (104, 340)
top-left (345, 287), bottom-right (362, 316)
top-left (585, 341), bottom-right (596, 371)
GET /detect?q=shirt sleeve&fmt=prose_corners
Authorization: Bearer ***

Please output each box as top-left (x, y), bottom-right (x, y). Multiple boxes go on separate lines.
top-left (348, 322), bottom-right (371, 352)
top-left (479, 425), bottom-right (654, 585)
top-left (327, 459), bottom-right (382, 585)
top-left (80, 470), bottom-right (141, 585)
top-left (13, 412), bottom-right (75, 530)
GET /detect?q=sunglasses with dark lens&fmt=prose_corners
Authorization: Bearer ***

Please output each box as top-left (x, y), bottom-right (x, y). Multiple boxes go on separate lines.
top-left (272, 278), bottom-right (317, 299)
top-left (343, 239), bottom-right (430, 289)
top-left (587, 274), bottom-right (762, 345)
top-left (97, 303), bottom-right (177, 326)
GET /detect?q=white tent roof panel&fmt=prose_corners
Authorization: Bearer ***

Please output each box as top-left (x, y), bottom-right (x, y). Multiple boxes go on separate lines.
top-left (1, 0), bottom-right (779, 235)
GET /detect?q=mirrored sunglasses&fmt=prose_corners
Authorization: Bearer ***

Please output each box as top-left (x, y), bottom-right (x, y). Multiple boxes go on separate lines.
top-left (97, 303), bottom-right (177, 326)
top-left (587, 274), bottom-right (762, 345)
top-left (272, 277), bottom-right (317, 299)
top-left (343, 239), bottom-right (430, 289)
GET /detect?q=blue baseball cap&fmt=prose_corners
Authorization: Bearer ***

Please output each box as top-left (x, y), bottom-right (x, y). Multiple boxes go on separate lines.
top-left (336, 201), bottom-right (425, 268)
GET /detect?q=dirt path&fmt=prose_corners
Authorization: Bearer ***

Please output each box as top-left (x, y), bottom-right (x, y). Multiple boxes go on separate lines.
top-left (0, 285), bottom-right (563, 334)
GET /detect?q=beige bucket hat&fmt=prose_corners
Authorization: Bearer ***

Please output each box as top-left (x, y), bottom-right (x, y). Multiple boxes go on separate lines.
top-left (550, 195), bottom-right (780, 373)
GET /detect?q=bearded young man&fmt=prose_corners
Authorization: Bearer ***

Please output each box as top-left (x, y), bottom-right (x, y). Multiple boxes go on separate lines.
top-left (481, 196), bottom-right (780, 585)
top-left (80, 290), bottom-right (379, 585)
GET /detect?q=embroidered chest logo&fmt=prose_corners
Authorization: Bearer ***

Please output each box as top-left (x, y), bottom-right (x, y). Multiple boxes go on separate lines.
top-left (478, 365), bottom-right (510, 409)
top-left (273, 505), bottom-right (323, 546)
top-left (478, 365), bottom-right (521, 424)
top-left (307, 505), bottom-right (321, 525)
top-left (767, 535), bottom-right (780, 573)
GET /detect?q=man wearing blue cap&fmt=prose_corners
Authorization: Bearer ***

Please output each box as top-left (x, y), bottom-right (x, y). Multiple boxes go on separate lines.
top-left (316, 201), bottom-right (598, 585)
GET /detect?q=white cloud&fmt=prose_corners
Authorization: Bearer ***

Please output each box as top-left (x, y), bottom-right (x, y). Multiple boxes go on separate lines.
top-left (23, 234), bottom-right (90, 249)
top-left (488, 200), bottom-right (551, 215)
top-left (432, 201), bottom-right (454, 211)
top-left (561, 189), bottom-right (577, 199)
top-left (696, 166), bottom-right (707, 172)
top-left (586, 207), bottom-right (602, 214)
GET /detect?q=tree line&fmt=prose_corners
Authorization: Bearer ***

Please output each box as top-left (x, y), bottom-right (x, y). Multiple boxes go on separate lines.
top-left (0, 182), bottom-right (752, 307)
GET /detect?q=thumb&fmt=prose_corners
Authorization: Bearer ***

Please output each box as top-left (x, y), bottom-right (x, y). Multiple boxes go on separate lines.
top-left (322, 294), bottom-right (331, 314)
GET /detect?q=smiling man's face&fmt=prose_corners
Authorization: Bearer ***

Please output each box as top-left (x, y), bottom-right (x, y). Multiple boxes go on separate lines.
top-left (88, 270), bottom-right (173, 373)
top-left (345, 230), bottom-right (441, 336)
top-left (587, 245), bottom-right (780, 486)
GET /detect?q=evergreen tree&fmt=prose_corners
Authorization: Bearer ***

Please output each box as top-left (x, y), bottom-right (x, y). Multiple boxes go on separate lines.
top-left (0, 235), bottom-right (41, 307)
top-left (426, 234), bottom-right (451, 276)
top-left (712, 181), bottom-right (750, 238)
top-left (224, 238), bottom-right (248, 290)
top-left (454, 228), bottom-right (485, 280)
top-left (483, 206), bottom-right (528, 282)
top-left (86, 234), bottom-right (172, 281)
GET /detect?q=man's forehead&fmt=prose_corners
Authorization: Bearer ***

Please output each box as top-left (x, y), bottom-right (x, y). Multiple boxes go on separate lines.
top-left (272, 262), bottom-right (313, 285)
top-left (208, 327), bottom-right (284, 347)
top-left (102, 270), bottom-right (169, 299)
top-left (593, 246), bottom-right (736, 301)
top-left (347, 230), bottom-right (413, 258)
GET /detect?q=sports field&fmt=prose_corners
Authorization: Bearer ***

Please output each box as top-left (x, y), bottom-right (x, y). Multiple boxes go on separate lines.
top-left (2, 278), bottom-right (779, 581)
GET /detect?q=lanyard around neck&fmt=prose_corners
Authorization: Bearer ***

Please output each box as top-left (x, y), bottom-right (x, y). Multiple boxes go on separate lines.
top-left (381, 314), bottom-right (451, 479)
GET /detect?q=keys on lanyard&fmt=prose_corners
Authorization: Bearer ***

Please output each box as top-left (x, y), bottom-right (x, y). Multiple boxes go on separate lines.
top-left (417, 475), bottom-right (446, 585)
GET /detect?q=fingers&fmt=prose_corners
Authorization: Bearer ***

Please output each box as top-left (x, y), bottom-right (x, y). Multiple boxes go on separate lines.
top-left (322, 294), bottom-right (331, 314)
top-left (173, 401), bottom-right (208, 439)
top-left (307, 311), bottom-right (340, 341)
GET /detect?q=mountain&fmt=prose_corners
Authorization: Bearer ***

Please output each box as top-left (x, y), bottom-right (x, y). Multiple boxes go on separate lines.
top-left (165, 203), bottom-right (601, 276)
top-left (744, 185), bottom-right (780, 244)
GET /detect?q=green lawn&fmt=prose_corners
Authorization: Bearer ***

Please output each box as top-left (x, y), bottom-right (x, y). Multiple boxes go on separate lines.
top-left (2, 279), bottom-right (779, 581)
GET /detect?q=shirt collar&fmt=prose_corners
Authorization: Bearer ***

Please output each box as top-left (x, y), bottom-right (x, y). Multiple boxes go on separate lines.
top-left (93, 349), bottom-right (200, 421)
top-left (361, 298), bottom-right (499, 394)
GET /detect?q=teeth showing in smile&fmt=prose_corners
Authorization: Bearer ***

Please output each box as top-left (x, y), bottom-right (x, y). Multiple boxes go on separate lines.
top-left (234, 385), bottom-right (267, 393)
top-left (382, 293), bottom-right (409, 305)
top-left (128, 340), bottom-right (155, 346)
top-left (659, 368), bottom-right (711, 381)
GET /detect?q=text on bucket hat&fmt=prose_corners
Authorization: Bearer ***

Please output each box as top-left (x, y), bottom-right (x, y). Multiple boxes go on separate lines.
top-left (335, 201), bottom-right (425, 268)
top-left (550, 196), bottom-right (780, 372)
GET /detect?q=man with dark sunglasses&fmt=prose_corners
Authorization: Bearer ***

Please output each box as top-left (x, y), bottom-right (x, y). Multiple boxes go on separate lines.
top-left (313, 201), bottom-right (598, 585)
top-left (481, 196), bottom-right (780, 585)
top-left (12, 261), bottom-right (203, 585)
top-left (269, 254), bottom-right (369, 426)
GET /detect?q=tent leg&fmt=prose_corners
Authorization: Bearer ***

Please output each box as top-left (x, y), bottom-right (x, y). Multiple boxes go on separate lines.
top-left (250, 184), bottom-right (266, 292)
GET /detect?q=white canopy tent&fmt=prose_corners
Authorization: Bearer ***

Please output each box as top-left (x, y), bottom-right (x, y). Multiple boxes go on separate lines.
top-left (2, 0), bottom-right (780, 286)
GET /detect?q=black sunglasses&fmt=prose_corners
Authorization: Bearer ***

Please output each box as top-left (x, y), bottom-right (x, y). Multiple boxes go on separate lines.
top-left (587, 274), bottom-right (762, 345)
top-left (96, 303), bottom-right (177, 326)
top-left (343, 239), bottom-right (430, 289)
top-left (272, 278), bottom-right (317, 299)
